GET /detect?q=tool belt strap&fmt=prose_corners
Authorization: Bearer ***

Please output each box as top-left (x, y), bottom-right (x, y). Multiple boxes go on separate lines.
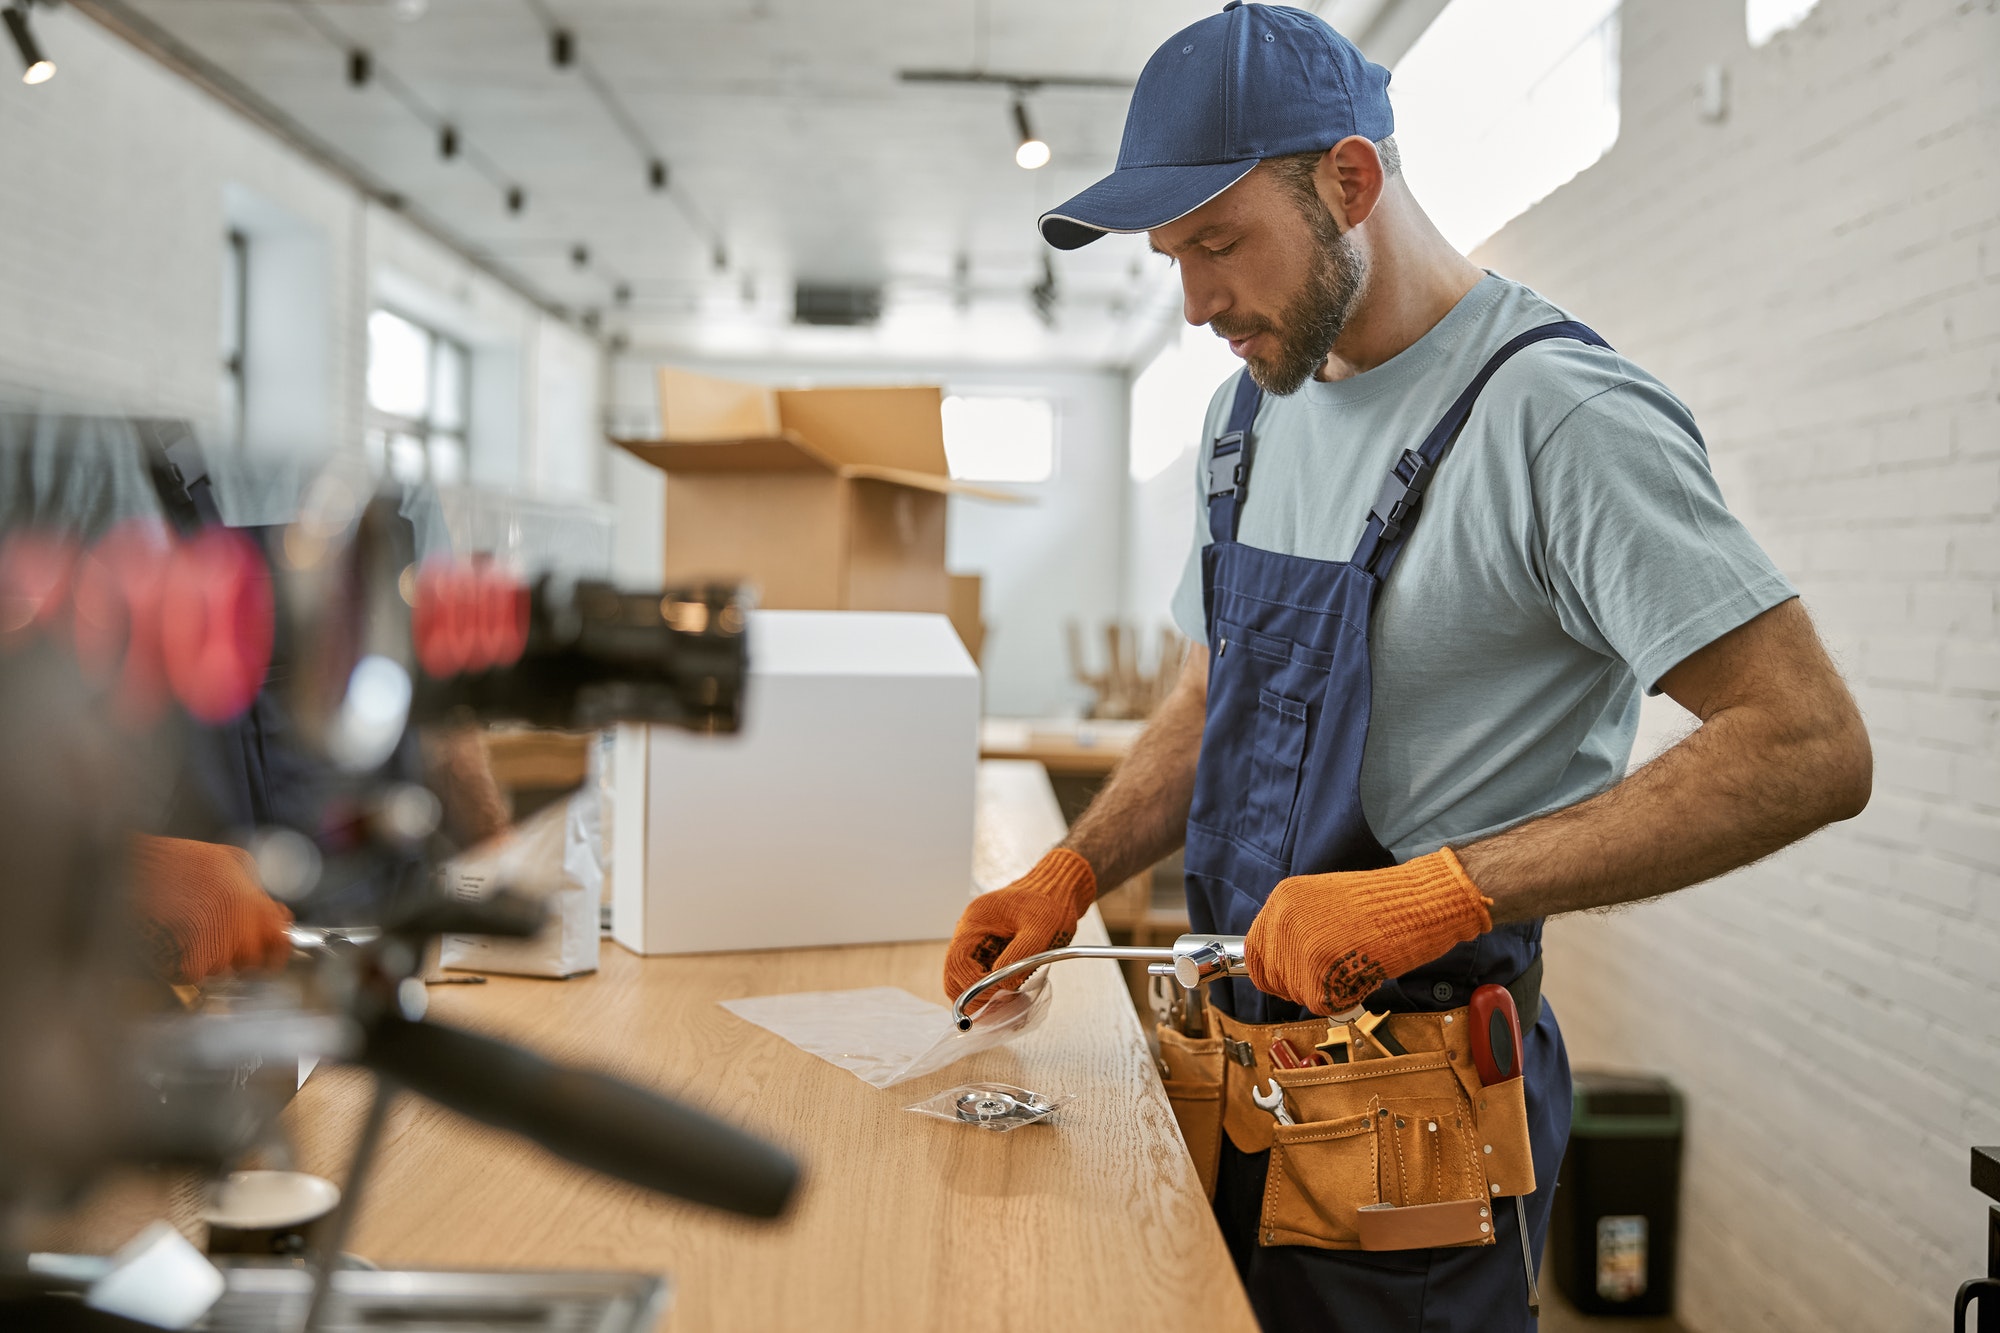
top-left (1217, 953), bottom-right (1544, 1060)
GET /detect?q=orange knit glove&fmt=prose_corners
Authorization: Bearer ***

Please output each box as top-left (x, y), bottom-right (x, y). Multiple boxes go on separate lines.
top-left (942, 847), bottom-right (1097, 1008)
top-left (1244, 848), bottom-right (1493, 1015)
top-left (130, 835), bottom-right (295, 985)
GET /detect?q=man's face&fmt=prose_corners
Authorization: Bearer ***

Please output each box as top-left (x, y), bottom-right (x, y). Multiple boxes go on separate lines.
top-left (1149, 163), bottom-right (1368, 395)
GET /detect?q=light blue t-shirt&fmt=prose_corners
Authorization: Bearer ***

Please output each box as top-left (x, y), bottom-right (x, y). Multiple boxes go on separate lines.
top-left (1170, 274), bottom-right (1795, 861)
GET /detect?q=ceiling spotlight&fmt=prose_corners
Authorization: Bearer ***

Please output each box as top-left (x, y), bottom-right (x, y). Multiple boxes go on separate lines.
top-left (648, 159), bottom-right (668, 192)
top-left (347, 48), bottom-right (371, 88)
top-left (1013, 99), bottom-right (1049, 170)
top-left (570, 244), bottom-right (589, 269)
top-left (613, 283), bottom-right (632, 306)
top-left (6, 6), bottom-right (55, 85)
top-left (711, 244), bottom-right (728, 274)
top-left (438, 124), bottom-right (458, 160)
top-left (506, 186), bottom-right (525, 214)
top-left (550, 28), bottom-right (574, 69)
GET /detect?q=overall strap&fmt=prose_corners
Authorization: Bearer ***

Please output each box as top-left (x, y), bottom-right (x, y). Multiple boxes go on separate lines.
top-left (1351, 319), bottom-right (1609, 576)
top-left (1205, 370), bottom-right (1265, 544)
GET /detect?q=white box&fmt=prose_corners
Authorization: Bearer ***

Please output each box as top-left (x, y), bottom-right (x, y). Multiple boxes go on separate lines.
top-left (610, 610), bottom-right (979, 955)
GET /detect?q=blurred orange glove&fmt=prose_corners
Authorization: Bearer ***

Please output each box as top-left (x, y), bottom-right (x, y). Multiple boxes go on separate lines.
top-left (130, 835), bottom-right (295, 985)
top-left (942, 847), bottom-right (1097, 1008)
top-left (1245, 848), bottom-right (1492, 1015)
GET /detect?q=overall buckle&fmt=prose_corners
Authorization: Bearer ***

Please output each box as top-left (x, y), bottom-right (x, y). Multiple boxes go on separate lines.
top-left (1207, 431), bottom-right (1247, 500)
top-left (1369, 449), bottom-right (1436, 541)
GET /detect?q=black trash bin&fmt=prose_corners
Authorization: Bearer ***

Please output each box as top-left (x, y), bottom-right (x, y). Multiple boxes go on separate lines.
top-left (1550, 1069), bottom-right (1685, 1317)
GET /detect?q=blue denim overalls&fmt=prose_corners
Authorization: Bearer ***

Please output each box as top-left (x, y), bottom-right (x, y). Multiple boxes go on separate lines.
top-left (1187, 322), bottom-right (1606, 1332)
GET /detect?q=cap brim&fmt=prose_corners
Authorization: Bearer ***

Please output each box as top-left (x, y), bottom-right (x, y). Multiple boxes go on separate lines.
top-left (1038, 159), bottom-right (1259, 251)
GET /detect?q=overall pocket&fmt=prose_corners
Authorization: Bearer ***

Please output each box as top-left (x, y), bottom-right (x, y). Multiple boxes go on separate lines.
top-left (1261, 1112), bottom-right (1378, 1249)
top-left (1191, 620), bottom-right (1326, 865)
top-left (1375, 1095), bottom-right (1485, 1210)
top-left (1243, 689), bottom-right (1308, 863)
top-left (1256, 1050), bottom-right (1487, 1251)
top-left (1472, 1074), bottom-right (1537, 1198)
top-left (1157, 1025), bottom-right (1225, 1200)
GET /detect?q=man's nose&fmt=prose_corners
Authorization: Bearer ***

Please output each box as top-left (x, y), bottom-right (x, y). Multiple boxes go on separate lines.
top-left (1181, 267), bottom-right (1228, 328)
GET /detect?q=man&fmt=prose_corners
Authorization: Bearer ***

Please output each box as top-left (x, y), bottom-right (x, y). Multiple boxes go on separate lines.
top-left (943, 5), bottom-right (1870, 1330)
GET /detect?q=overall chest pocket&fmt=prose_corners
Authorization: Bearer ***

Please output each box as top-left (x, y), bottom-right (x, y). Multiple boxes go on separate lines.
top-left (1245, 690), bottom-right (1310, 864)
top-left (1203, 622), bottom-right (1329, 867)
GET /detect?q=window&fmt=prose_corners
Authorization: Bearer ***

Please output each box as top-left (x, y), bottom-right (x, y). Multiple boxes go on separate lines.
top-left (218, 229), bottom-right (248, 448)
top-left (941, 395), bottom-right (1054, 483)
top-left (365, 308), bottom-right (470, 486)
top-left (1747, 0), bottom-right (1819, 46)
top-left (1129, 322), bottom-right (1242, 484)
top-left (1390, 0), bottom-right (1622, 254)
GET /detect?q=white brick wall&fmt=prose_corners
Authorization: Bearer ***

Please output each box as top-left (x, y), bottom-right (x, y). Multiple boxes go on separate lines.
top-left (1476, 0), bottom-right (2000, 1328)
top-left (0, 7), bottom-right (601, 496)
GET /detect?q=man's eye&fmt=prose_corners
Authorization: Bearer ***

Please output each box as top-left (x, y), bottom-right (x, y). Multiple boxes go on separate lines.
top-left (1207, 243), bottom-right (1237, 257)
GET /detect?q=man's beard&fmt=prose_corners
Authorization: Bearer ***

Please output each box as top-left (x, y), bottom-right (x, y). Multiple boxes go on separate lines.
top-left (1212, 204), bottom-right (1367, 395)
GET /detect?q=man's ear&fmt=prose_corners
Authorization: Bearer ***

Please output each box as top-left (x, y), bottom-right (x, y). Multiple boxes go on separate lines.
top-left (1315, 135), bottom-right (1387, 230)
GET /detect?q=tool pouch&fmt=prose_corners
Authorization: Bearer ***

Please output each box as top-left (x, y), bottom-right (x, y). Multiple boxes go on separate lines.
top-left (1217, 1008), bottom-right (1538, 1252)
top-left (1155, 1024), bottom-right (1225, 1200)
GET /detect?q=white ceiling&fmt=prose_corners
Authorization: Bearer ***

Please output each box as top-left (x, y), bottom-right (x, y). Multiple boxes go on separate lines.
top-left (109, 0), bottom-right (1432, 369)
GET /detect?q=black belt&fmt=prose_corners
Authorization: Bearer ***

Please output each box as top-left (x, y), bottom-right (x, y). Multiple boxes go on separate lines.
top-left (1510, 952), bottom-right (1545, 1030)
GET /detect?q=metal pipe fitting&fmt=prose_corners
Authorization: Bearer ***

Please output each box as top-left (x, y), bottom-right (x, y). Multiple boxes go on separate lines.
top-left (951, 934), bottom-right (1248, 1031)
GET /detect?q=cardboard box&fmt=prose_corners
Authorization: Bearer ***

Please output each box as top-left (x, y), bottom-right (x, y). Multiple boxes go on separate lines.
top-left (947, 573), bottom-right (984, 663)
top-left (609, 610), bottom-right (979, 955)
top-left (610, 369), bottom-right (1014, 613)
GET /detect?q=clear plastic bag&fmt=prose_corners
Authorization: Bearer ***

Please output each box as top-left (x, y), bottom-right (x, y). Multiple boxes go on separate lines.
top-left (718, 970), bottom-right (1052, 1088)
top-left (905, 1082), bottom-right (1073, 1132)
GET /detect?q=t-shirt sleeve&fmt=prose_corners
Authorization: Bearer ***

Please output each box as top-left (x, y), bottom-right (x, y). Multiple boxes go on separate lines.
top-left (1533, 379), bottom-right (1797, 693)
top-left (1168, 378), bottom-right (1243, 642)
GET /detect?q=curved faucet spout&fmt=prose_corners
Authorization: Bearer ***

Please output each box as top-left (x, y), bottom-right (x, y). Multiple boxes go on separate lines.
top-left (950, 934), bottom-right (1249, 1031)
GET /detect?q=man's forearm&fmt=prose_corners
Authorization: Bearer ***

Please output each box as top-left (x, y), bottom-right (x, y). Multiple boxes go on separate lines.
top-left (1060, 650), bottom-right (1208, 892)
top-left (1461, 601), bottom-right (1872, 922)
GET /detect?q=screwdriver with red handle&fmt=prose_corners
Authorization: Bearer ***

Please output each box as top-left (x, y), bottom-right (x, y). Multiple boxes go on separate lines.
top-left (1469, 983), bottom-right (1540, 1317)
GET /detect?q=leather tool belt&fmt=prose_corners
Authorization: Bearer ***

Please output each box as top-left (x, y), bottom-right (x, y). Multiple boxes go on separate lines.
top-left (1156, 960), bottom-right (1543, 1252)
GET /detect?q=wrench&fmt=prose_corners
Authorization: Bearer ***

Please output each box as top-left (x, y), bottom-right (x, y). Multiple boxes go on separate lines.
top-left (1251, 1081), bottom-right (1295, 1127)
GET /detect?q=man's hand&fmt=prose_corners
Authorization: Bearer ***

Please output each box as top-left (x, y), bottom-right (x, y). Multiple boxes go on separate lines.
top-left (1244, 848), bottom-right (1491, 1015)
top-left (130, 835), bottom-right (294, 985)
top-left (942, 847), bottom-right (1097, 1008)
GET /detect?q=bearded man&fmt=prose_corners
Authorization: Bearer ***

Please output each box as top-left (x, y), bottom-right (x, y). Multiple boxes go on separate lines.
top-left (942, 5), bottom-right (1871, 1331)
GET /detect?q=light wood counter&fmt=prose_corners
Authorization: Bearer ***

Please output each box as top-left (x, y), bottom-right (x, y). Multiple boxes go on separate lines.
top-left (978, 717), bottom-right (1144, 778)
top-left (284, 760), bottom-right (1256, 1333)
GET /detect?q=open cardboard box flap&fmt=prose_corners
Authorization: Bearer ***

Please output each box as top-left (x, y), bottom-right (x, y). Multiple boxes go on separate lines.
top-left (610, 367), bottom-right (1024, 502)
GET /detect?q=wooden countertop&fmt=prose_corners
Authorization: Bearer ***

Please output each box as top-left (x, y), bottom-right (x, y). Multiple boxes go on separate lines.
top-left (284, 760), bottom-right (1256, 1333)
top-left (978, 717), bottom-right (1145, 778)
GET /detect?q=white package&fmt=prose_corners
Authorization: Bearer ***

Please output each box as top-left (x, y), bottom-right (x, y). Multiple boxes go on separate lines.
top-left (440, 782), bottom-right (602, 979)
top-left (719, 971), bottom-right (1050, 1088)
top-left (613, 611), bottom-right (979, 955)
top-left (87, 1223), bottom-right (224, 1329)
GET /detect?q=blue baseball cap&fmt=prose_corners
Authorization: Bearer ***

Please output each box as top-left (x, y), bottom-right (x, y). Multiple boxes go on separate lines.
top-left (1039, 2), bottom-right (1393, 250)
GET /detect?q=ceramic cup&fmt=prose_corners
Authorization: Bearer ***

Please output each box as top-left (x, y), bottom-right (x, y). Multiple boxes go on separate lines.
top-left (200, 1170), bottom-right (341, 1258)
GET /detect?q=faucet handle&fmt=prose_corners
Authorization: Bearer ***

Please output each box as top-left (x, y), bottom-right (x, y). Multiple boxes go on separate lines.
top-left (1168, 935), bottom-right (1246, 988)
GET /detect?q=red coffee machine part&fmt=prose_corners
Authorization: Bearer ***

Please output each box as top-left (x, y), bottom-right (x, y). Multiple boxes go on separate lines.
top-left (160, 527), bottom-right (274, 724)
top-left (413, 560), bottom-right (529, 679)
top-left (71, 521), bottom-right (175, 725)
top-left (474, 562), bottom-right (529, 671)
